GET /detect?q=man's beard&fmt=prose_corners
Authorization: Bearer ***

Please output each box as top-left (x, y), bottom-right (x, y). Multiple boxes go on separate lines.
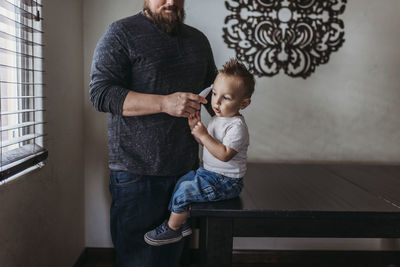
top-left (143, 2), bottom-right (185, 35)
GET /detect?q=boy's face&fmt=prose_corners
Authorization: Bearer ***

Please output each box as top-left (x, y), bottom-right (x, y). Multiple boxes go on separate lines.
top-left (211, 74), bottom-right (251, 117)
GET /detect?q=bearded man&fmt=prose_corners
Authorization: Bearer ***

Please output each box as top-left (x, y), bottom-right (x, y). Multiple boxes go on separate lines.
top-left (89, 0), bottom-right (217, 266)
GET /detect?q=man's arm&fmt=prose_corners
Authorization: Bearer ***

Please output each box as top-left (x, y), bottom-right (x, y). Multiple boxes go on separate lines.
top-left (122, 91), bottom-right (207, 117)
top-left (89, 22), bottom-right (206, 117)
top-left (89, 22), bottom-right (131, 115)
top-left (191, 122), bottom-right (237, 162)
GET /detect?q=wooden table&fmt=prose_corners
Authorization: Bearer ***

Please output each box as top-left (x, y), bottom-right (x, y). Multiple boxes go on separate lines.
top-left (190, 163), bottom-right (400, 266)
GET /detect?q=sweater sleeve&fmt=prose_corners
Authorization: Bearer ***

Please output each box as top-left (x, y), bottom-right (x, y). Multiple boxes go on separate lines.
top-left (89, 22), bottom-right (131, 114)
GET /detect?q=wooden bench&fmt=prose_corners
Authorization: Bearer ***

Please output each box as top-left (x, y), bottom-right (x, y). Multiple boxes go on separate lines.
top-left (190, 163), bottom-right (400, 266)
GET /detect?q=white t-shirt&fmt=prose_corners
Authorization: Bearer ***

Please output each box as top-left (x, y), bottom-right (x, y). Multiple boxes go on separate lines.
top-left (202, 115), bottom-right (249, 178)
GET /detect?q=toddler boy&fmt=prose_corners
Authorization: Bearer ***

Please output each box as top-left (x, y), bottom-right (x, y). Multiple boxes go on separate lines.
top-left (144, 59), bottom-right (255, 246)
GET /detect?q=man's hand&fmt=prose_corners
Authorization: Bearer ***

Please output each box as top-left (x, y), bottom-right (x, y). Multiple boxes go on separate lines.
top-left (191, 121), bottom-right (209, 140)
top-left (188, 112), bottom-right (201, 130)
top-left (162, 92), bottom-right (207, 118)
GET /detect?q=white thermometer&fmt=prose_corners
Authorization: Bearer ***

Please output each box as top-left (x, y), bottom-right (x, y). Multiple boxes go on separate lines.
top-left (199, 84), bottom-right (213, 98)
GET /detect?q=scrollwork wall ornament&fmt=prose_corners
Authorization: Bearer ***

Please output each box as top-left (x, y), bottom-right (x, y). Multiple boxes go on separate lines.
top-left (223, 0), bottom-right (346, 78)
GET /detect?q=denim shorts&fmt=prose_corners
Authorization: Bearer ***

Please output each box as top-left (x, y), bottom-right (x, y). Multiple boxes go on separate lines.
top-left (168, 167), bottom-right (243, 213)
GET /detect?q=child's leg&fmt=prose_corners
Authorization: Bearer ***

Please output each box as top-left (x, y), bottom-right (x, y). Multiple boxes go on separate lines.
top-left (168, 210), bottom-right (189, 230)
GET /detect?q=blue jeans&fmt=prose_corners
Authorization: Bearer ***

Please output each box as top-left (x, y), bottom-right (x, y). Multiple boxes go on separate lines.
top-left (169, 167), bottom-right (243, 213)
top-left (109, 170), bottom-right (186, 267)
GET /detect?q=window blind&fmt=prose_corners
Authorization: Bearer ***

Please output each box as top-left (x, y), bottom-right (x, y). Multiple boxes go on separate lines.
top-left (0, 0), bottom-right (47, 182)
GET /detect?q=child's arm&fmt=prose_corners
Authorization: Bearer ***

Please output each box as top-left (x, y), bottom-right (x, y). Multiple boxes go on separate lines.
top-left (188, 112), bottom-right (203, 145)
top-left (191, 122), bottom-right (237, 162)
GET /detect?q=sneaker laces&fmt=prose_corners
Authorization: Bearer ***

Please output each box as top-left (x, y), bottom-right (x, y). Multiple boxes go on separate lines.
top-left (155, 222), bottom-right (168, 235)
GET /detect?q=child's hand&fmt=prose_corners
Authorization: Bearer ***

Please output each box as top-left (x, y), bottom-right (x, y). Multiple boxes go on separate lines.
top-left (188, 112), bottom-right (201, 130)
top-left (191, 121), bottom-right (208, 140)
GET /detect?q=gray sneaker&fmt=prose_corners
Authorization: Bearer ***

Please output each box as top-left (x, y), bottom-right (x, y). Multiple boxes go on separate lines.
top-left (181, 221), bottom-right (192, 237)
top-left (144, 220), bottom-right (182, 246)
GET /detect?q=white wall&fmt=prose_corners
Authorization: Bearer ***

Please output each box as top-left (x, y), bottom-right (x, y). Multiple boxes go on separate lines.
top-left (0, 0), bottom-right (85, 266)
top-left (83, 0), bottom-right (400, 249)
top-left (189, 0), bottom-right (400, 163)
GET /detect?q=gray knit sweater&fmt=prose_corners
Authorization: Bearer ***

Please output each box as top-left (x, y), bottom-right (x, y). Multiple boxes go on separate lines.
top-left (89, 12), bottom-right (217, 176)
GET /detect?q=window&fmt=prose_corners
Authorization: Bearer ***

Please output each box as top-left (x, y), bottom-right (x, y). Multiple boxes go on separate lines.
top-left (0, 0), bottom-right (47, 183)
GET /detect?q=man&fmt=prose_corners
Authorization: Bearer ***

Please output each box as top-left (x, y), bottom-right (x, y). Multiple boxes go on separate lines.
top-left (89, 0), bottom-right (217, 266)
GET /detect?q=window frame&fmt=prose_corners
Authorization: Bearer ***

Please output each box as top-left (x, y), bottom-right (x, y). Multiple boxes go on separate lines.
top-left (0, 0), bottom-right (47, 183)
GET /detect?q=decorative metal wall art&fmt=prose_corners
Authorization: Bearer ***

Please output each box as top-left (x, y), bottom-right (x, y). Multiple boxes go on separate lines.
top-left (223, 0), bottom-right (346, 78)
